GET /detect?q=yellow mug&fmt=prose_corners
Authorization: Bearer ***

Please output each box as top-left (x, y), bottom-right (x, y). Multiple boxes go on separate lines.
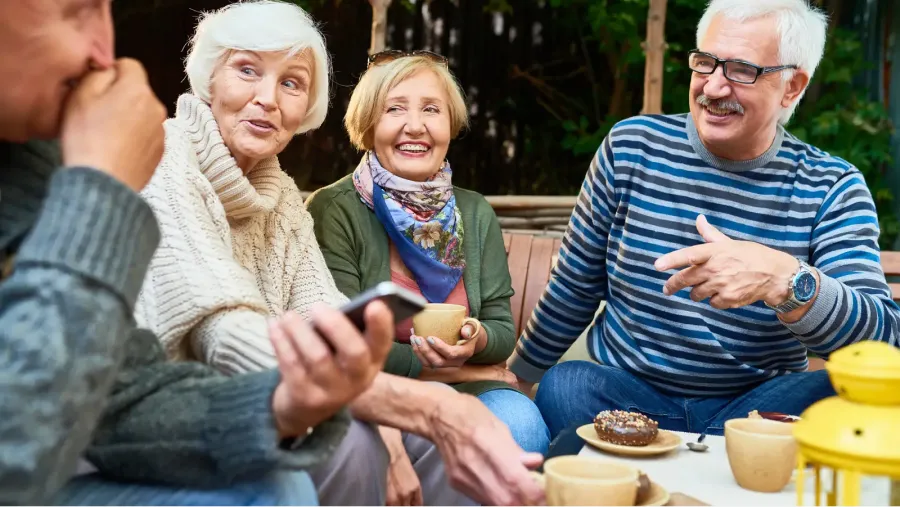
top-left (411, 303), bottom-right (481, 346)
top-left (530, 456), bottom-right (642, 506)
top-left (725, 418), bottom-right (797, 493)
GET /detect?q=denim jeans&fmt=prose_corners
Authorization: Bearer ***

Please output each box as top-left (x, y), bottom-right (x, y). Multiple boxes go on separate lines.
top-left (478, 388), bottom-right (551, 455)
top-left (54, 471), bottom-right (318, 506)
top-left (535, 361), bottom-right (836, 440)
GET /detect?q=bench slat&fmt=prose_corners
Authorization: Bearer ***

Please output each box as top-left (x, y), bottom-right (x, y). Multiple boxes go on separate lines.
top-left (551, 238), bottom-right (562, 270)
top-left (890, 283), bottom-right (900, 301)
top-left (507, 234), bottom-right (534, 337)
top-left (877, 251), bottom-right (900, 301)
top-left (520, 237), bottom-right (557, 338)
top-left (883, 251), bottom-right (900, 277)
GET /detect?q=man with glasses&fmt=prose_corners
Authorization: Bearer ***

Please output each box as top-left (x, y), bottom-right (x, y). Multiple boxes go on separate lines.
top-left (510, 0), bottom-right (900, 439)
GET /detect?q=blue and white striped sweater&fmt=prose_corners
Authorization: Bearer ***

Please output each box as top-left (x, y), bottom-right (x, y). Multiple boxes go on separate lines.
top-left (508, 113), bottom-right (900, 396)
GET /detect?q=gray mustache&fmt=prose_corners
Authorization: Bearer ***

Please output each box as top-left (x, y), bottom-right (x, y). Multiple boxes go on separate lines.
top-left (697, 95), bottom-right (745, 115)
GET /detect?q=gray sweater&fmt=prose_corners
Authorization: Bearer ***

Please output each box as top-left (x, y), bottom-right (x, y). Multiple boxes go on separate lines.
top-left (0, 140), bottom-right (349, 504)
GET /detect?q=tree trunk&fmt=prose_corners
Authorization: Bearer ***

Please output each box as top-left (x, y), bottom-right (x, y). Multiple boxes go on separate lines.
top-left (609, 64), bottom-right (632, 118)
top-left (641, 0), bottom-right (668, 115)
top-left (368, 0), bottom-right (393, 55)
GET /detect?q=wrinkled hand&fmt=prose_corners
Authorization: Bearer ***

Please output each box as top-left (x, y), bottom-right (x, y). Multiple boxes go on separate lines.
top-left (379, 427), bottom-right (423, 506)
top-left (270, 302), bottom-right (394, 438)
top-left (430, 394), bottom-right (545, 506)
top-left (61, 58), bottom-right (166, 192)
top-left (654, 215), bottom-right (798, 309)
top-left (410, 322), bottom-right (483, 369)
top-left (489, 365), bottom-right (520, 389)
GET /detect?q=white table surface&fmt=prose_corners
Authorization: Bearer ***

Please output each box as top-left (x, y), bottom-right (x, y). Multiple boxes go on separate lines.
top-left (578, 431), bottom-right (890, 506)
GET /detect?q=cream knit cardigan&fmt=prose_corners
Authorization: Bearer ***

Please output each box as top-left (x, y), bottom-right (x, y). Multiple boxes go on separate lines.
top-left (135, 94), bottom-right (348, 375)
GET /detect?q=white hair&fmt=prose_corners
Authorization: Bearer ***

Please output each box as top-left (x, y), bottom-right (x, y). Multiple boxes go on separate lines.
top-left (185, 0), bottom-right (331, 134)
top-left (696, 0), bottom-right (828, 125)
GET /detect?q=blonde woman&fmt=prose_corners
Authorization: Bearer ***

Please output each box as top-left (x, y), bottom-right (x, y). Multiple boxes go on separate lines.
top-left (307, 51), bottom-right (550, 502)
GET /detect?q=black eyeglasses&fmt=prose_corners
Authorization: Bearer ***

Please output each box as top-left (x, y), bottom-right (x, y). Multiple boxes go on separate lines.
top-left (688, 50), bottom-right (799, 84)
top-left (367, 49), bottom-right (448, 69)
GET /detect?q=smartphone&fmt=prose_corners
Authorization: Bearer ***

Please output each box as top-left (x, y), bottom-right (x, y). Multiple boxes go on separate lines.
top-left (340, 281), bottom-right (427, 331)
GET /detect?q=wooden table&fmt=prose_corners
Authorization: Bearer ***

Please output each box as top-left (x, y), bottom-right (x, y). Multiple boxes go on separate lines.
top-left (578, 431), bottom-right (891, 505)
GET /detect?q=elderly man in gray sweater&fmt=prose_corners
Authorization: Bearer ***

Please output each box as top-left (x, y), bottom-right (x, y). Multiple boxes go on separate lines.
top-left (0, 1), bottom-right (398, 505)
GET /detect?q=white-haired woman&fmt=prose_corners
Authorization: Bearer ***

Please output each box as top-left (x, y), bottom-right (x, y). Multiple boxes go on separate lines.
top-left (139, 3), bottom-right (340, 362)
top-left (135, 0), bottom-right (378, 503)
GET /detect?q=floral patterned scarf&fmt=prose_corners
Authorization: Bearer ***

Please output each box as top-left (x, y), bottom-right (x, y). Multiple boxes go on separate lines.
top-left (353, 152), bottom-right (465, 303)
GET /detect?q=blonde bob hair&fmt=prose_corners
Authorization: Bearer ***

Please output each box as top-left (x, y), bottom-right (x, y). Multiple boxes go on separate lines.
top-left (184, 0), bottom-right (331, 135)
top-left (344, 56), bottom-right (469, 151)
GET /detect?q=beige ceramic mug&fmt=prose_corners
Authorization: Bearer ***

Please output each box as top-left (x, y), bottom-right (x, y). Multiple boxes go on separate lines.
top-left (725, 418), bottom-right (798, 493)
top-left (531, 456), bottom-right (641, 506)
top-left (411, 303), bottom-right (481, 346)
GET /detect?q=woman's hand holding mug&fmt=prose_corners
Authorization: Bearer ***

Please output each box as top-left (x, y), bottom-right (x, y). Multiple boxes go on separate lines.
top-left (410, 317), bottom-right (482, 368)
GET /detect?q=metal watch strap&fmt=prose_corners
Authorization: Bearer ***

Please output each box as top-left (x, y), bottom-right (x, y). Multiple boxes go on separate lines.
top-left (766, 260), bottom-right (812, 314)
top-left (769, 296), bottom-right (804, 313)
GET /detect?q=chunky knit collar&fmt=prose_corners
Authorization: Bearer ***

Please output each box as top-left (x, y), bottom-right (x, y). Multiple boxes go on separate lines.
top-left (175, 93), bottom-right (283, 219)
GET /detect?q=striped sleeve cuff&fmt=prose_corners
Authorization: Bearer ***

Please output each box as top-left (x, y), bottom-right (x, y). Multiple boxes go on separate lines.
top-left (780, 268), bottom-right (842, 339)
top-left (507, 349), bottom-right (551, 383)
top-left (16, 167), bottom-right (160, 309)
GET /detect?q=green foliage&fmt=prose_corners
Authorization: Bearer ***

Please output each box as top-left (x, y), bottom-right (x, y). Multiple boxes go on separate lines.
top-left (534, 0), bottom-right (710, 164)
top-left (561, 115), bottom-right (616, 156)
top-left (790, 28), bottom-right (898, 248)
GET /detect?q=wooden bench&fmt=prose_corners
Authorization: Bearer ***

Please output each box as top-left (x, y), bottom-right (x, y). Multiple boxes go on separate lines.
top-left (882, 251), bottom-right (900, 300)
top-left (503, 231), bottom-right (900, 372)
top-left (503, 232), bottom-right (561, 338)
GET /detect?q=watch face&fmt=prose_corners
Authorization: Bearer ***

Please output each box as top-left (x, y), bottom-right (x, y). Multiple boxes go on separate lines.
top-left (794, 271), bottom-right (817, 302)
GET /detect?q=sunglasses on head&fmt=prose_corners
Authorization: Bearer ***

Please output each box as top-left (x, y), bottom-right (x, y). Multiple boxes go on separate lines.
top-left (367, 49), bottom-right (449, 69)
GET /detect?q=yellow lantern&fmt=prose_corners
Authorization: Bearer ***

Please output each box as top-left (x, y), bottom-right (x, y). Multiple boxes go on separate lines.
top-left (792, 341), bottom-right (900, 506)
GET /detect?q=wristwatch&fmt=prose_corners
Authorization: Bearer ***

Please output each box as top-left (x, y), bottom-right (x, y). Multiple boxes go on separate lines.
top-left (766, 260), bottom-right (817, 313)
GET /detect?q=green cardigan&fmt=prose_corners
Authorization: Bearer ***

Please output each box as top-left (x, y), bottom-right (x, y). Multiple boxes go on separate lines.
top-left (306, 175), bottom-right (516, 396)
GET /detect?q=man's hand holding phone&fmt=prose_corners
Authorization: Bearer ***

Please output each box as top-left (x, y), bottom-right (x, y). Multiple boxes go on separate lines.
top-left (269, 301), bottom-right (395, 438)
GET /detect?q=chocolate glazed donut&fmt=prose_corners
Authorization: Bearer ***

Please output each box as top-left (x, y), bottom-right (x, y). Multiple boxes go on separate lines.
top-left (593, 410), bottom-right (659, 446)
